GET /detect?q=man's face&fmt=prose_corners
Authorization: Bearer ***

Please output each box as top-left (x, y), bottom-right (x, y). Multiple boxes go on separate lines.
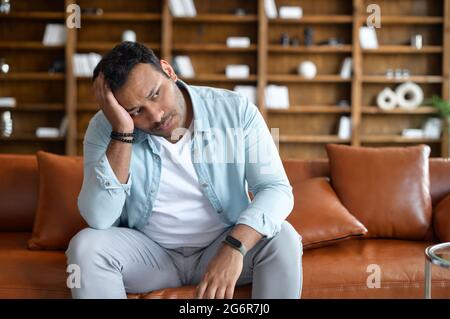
top-left (114, 61), bottom-right (187, 138)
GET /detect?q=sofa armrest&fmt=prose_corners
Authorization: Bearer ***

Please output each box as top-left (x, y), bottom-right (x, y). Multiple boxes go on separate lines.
top-left (434, 194), bottom-right (450, 242)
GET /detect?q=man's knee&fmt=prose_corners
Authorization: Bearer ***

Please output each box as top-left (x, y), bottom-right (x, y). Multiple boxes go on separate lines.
top-left (269, 221), bottom-right (303, 260)
top-left (65, 227), bottom-right (113, 264)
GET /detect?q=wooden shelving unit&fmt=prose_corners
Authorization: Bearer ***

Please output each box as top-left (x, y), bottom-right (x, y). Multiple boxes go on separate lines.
top-left (0, 0), bottom-right (449, 159)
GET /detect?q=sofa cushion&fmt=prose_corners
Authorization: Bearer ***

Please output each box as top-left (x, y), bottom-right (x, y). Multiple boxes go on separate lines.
top-left (287, 177), bottom-right (367, 249)
top-left (433, 194), bottom-right (450, 242)
top-left (28, 151), bottom-right (87, 250)
top-left (326, 144), bottom-right (432, 240)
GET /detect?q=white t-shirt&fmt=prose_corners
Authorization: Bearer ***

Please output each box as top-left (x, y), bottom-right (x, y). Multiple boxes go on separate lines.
top-left (138, 123), bottom-right (228, 249)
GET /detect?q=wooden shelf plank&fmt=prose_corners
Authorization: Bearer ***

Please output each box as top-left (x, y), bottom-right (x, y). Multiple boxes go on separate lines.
top-left (363, 46), bottom-right (443, 54)
top-left (0, 135), bottom-right (65, 142)
top-left (268, 106), bottom-right (351, 114)
top-left (359, 16), bottom-right (443, 25)
top-left (0, 73), bottom-right (65, 80)
top-left (0, 41), bottom-right (64, 50)
top-left (77, 42), bottom-right (161, 51)
top-left (362, 75), bottom-right (443, 84)
top-left (362, 106), bottom-right (439, 115)
top-left (361, 135), bottom-right (441, 143)
top-left (77, 103), bottom-right (98, 111)
top-left (269, 45), bottom-right (352, 53)
top-left (173, 43), bottom-right (257, 52)
top-left (279, 135), bottom-right (351, 143)
top-left (269, 15), bottom-right (353, 24)
top-left (179, 75), bottom-right (257, 82)
top-left (268, 75), bottom-right (352, 83)
top-left (173, 14), bottom-right (257, 23)
top-left (0, 103), bottom-right (65, 112)
top-left (81, 13), bottom-right (161, 21)
top-left (0, 12), bottom-right (65, 19)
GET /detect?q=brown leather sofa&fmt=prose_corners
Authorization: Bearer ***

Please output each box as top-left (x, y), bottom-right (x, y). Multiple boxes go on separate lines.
top-left (0, 154), bottom-right (449, 299)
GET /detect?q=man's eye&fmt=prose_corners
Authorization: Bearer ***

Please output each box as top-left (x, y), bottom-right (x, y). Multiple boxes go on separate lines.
top-left (130, 108), bottom-right (141, 117)
top-left (152, 91), bottom-right (160, 100)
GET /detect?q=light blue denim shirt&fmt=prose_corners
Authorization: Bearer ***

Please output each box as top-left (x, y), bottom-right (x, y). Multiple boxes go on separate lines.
top-left (78, 80), bottom-right (294, 238)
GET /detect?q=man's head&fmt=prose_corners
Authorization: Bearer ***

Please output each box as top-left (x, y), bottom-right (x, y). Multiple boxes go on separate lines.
top-left (93, 42), bottom-right (191, 138)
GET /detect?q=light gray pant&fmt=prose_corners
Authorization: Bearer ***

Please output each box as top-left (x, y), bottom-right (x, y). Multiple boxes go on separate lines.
top-left (65, 221), bottom-right (303, 299)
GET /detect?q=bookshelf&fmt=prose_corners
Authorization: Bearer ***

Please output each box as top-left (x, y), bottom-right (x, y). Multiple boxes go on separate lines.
top-left (0, 0), bottom-right (449, 159)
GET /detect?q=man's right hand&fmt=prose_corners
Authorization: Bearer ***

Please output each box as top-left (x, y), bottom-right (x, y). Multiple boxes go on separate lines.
top-left (93, 72), bottom-right (134, 133)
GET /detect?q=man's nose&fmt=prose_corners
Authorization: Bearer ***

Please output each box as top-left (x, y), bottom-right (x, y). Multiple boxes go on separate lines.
top-left (146, 106), bottom-right (164, 123)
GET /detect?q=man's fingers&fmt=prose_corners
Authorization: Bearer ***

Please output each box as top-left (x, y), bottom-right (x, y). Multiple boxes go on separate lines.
top-left (225, 285), bottom-right (235, 299)
top-left (204, 284), bottom-right (217, 299)
top-left (215, 286), bottom-right (227, 299)
top-left (196, 282), bottom-right (207, 299)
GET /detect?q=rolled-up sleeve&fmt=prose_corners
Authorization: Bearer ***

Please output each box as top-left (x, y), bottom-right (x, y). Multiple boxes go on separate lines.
top-left (236, 97), bottom-right (294, 238)
top-left (78, 113), bottom-right (132, 229)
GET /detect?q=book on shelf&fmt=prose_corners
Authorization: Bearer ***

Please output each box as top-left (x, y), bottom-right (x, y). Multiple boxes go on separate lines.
top-left (226, 37), bottom-right (251, 48)
top-left (36, 127), bottom-right (60, 138)
top-left (0, 97), bottom-right (16, 108)
top-left (340, 57), bottom-right (353, 79)
top-left (265, 85), bottom-right (289, 109)
top-left (42, 24), bottom-right (67, 46)
top-left (279, 6), bottom-right (303, 19)
top-left (359, 26), bottom-right (378, 49)
top-left (264, 0), bottom-right (278, 19)
top-left (233, 86), bottom-right (257, 105)
top-left (173, 55), bottom-right (195, 78)
top-left (169, 0), bottom-right (196, 17)
top-left (73, 53), bottom-right (102, 77)
top-left (225, 65), bottom-right (250, 79)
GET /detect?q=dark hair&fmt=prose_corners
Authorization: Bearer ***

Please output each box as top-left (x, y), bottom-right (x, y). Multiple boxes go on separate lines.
top-left (93, 41), bottom-right (168, 92)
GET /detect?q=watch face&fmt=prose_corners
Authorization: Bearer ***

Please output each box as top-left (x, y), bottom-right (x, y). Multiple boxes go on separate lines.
top-left (227, 236), bottom-right (242, 248)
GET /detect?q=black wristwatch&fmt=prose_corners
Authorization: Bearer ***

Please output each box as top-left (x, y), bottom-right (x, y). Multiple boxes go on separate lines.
top-left (222, 235), bottom-right (247, 257)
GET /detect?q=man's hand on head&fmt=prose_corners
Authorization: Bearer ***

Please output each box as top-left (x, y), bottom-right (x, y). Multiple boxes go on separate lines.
top-left (93, 72), bottom-right (135, 133)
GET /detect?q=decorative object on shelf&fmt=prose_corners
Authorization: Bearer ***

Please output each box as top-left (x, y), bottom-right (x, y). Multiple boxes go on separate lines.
top-left (265, 85), bottom-right (289, 109)
top-left (264, 0), bottom-right (277, 19)
top-left (122, 30), bottom-right (136, 42)
top-left (42, 24), bottom-right (67, 46)
top-left (0, 110), bottom-right (12, 137)
top-left (234, 8), bottom-right (246, 16)
top-left (411, 34), bottom-right (423, 50)
top-left (304, 27), bottom-right (314, 47)
top-left (422, 118), bottom-right (442, 139)
top-left (59, 115), bottom-right (68, 137)
top-left (386, 69), bottom-right (394, 79)
top-left (280, 32), bottom-right (290, 46)
top-left (173, 55), bottom-right (195, 78)
top-left (0, 97), bottom-right (16, 108)
top-left (226, 36), bottom-right (250, 48)
top-left (73, 53), bottom-right (101, 77)
top-left (0, 58), bottom-right (9, 74)
top-left (290, 37), bottom-right (300, 46)
top-left (233, 86), bottom-right (257, 105)
top-left (337, 100), bottom-right (350, 108)
top-left (0, 0), bottom-right (10, 14)
top-left (402, 69), bottom-right (411, 79)
top-left (338, 116), bottom-right (351, 139)
top-left (298, 61), bottom-right (317, 79)
top-left (377, 87), bottom-right (398, 110)
top-left (81, 7), bottom-right (104, 16)
top-left (225, 65), bottom-right (249, 79)
top-left (169, 0), bottom-right (196, 17)
top-left (279, 6), bottom-right (302, 19)
top-left (428, 96), bottom-right (450, 156)
top-left (395, 82), bottom-right (423, 110)
top-left (401, 128), bottom-right (424, 138)
top-left (318, 37), bottom-right (344, 47)
top-left (359, 26), bottom-right (378, 49)
top-left (340, 57), bottom-right (352, 79)
top-left (48, 58), bottom-right (65, 73)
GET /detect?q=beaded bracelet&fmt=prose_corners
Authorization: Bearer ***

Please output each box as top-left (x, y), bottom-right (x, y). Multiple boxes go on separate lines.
top-left (110, 131), bottom-right (135, 137)
top-left (110, 134), bottom-right (135, 144)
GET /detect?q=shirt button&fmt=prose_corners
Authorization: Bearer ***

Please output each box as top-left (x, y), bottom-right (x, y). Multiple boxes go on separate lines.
top-left (105, 181), bottom-right (111, 187)
top-left (217, 209), bottom-right (223, 214)
top-left (100, 159), bottom-right (104, 164)
top-left (150, 189), bottom-right (155, 193)
top-left (201, 182), bottom-right (208, 188)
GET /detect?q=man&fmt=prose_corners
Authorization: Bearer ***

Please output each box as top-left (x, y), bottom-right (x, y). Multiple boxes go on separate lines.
top-left (66, 41), bottom-right (303, 299)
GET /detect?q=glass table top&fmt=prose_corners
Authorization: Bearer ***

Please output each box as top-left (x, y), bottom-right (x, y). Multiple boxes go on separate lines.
top-left (425, 242), bottom-right (450, 268)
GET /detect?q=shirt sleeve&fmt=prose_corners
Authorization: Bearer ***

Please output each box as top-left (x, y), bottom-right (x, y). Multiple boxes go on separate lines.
top-left (77, 113), bottom-right (132, 229)
top-left (236, 97), bottom-right (294, 238)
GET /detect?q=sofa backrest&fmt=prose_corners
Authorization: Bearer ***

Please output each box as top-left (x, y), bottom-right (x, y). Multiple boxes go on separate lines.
top-left (0, 154), bottom-right (449, 232)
